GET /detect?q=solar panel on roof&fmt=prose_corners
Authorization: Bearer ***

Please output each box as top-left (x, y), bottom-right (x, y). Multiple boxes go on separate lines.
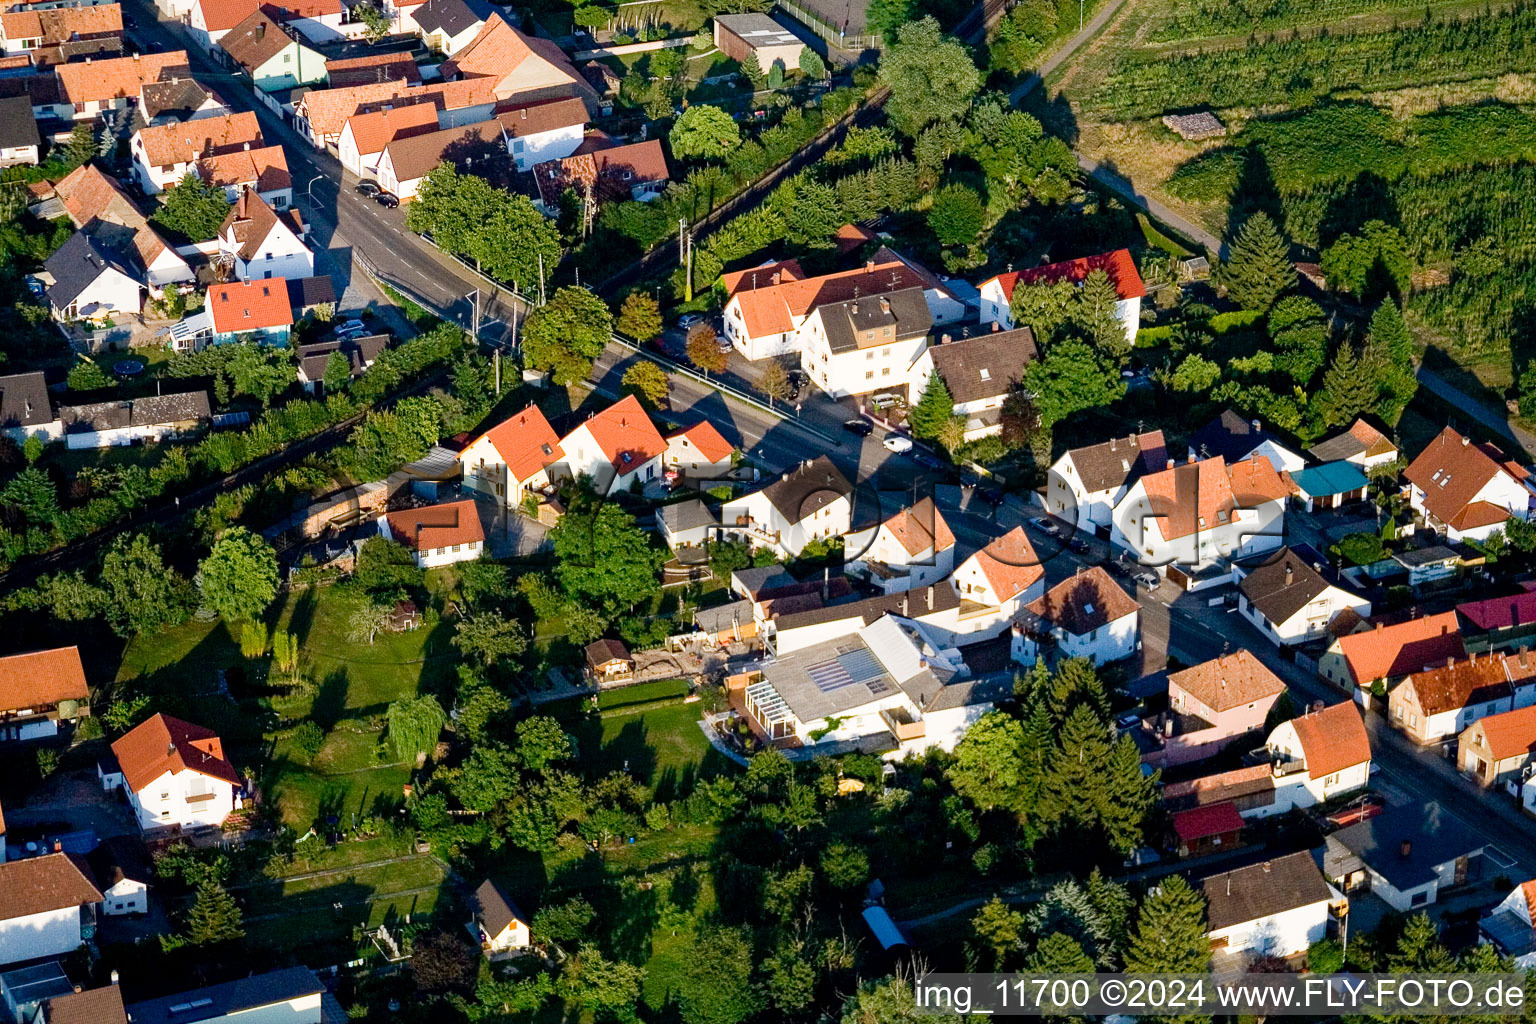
top-left (807, 658), bottom-right (854, 692)
top-left (837, 648), bottom-right (883, 683)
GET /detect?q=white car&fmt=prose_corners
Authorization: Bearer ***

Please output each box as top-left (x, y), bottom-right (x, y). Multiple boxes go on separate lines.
top-left (883, 435), bottom-right (914, 453)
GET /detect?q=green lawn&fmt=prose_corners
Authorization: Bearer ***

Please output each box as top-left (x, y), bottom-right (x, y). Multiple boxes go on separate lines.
top-left (553, 696), bottom-right (730, 802)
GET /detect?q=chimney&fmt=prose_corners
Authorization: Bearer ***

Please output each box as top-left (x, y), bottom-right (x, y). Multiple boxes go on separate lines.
top-left (901, 595), bottom-right (908, 615)
top-left (1252, 418), bottom-right (1261, 433)
top-left (166, 742), bottom-right (175, 755)
top-left (865, 259), bottom-right (875, 273)
top-left (1377, 621), bottom-right (1384, 633)
top-left (1400, 839), bottom-right (1412, 858)
top-left (1463, 435), bottom-right (1471, 446)
top-left (1167, 459), bottom-right (1175, 470)
top-left (1284, 564), bottom-right (1293, 586)
top-left (879, 296), bottom-right (890, 314)
top-left (521, 107), bottom-right (527, 119)
top-left (1163, 715), bottom-right (1174, 737)
top-left (111, 971), bottom-right (119, 986)
top-left (256, 19), bottom-right (264, 35)
top-left (991, 321), bottom-right (1000, 332)
top-left (1312, 700), bottom-right (1324, 713)
top-left (926, 586), bottom-right (933, 610)
top-left (53, 841), bottom-right (61, 852)
top-left (771, 270), bottom-right (781, 285)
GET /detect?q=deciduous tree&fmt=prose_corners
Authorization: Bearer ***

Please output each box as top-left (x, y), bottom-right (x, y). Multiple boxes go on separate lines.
top-left (669, 105), bottom-right (741, 160)
top-left (151, 173), bottom-right (231, 243)
top-left (195, 527), bottom-right (278, 623)
top-left (756, 360), bottom-right (791, 404)
top-left (878, 17), bottom-right (981, 137)
top-left (100, 533), bottom-right (194, 636)
top-left (928, 182), bottom-right (985, 246)
top-left (452, 610), bottom-right (528, 667)
top-left (687, 325), bottom-right (729, 373)
top-left (621, 361), bottom-right (670, 409)
top-left (386, 694), bottom-right (447, 761)
top-left (522, 285), bottom-right (614, 384)
top-left (677, 927), bottom-right (764, 1024)
top-left (1023, 339), bottom-right (1126, 428)
top-left (551, 500), bottom-right (663, 611)
top-left (615, 292), bottom-right (663, 341)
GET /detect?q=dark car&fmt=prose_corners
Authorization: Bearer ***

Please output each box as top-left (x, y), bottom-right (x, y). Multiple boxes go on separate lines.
top-left (1068, 536), bottom-right (1090, 555)
top-left (974, 485), bottom-right (1004, 505)
top-left (376, 193), bottom-right (400, 209)
top-left (912, 451), bottom-right (946, 471)
top-left (842, 419), bottom-right (873, 437)
top-left (356, 180), bottom-right (381, 197)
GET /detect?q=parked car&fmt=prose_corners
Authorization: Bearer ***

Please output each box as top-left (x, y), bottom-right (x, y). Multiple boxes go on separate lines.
top-left (376, 193), bottom-right (400, 209)
top-left (1029, 516), bottom-right (1060, 537)
top-left (678, 313), bottom-right (704, 330)
top-left (716, 335), bottom-right (733, 353)
top-left (842, 419), bottom-right (874, 437)
top-left (974, 485), bottom-right (1005, 505)
top-left (1325, 793), bottom-right (1385, 828)
top-left (912, 451), bottom-right (945, 471)
top-left (356, 180), bottom-right (381, 197)
top-left (1133, 570), bottom-right (1160, 591)
top-left (883, 434), bottom-right (914, 454)
top-left (1068, 536), bottom-right (1090, 554)
top-left (870, 392), bottom-right (902, 410)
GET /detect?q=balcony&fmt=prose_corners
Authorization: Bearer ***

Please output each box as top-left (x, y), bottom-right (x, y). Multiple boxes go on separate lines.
top-left (880, 707), bottom-right (925, 743)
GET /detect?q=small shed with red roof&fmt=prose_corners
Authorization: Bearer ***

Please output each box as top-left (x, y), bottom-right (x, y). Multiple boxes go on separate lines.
top-left (1171, 800), bottom-right (1245, 857)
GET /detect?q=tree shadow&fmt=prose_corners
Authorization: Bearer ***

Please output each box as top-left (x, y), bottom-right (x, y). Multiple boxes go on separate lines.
top-left (1317, 170), bottom-right (1399, 252)
top-left (287, 588), bottom-right (319, 648)
top-left (312, 668), bottom-right (350, 731)
top-left (598, 718), bottom-right (660, 785)
top-left (1228, 145), bottom-right (1284, 236)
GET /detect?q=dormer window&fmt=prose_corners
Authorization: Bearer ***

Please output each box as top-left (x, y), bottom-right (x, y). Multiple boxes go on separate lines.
top-left (979, 368), bottom-right (990, 381)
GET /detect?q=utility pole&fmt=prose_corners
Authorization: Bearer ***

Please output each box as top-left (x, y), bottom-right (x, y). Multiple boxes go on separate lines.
top-left (471, 288), bottom-right (481, 341)
top-left (678, 216), bottom-right (686, 265)
top-left (494, 348), bottom-right (501, 395)
top-left (1079, 0), bottom-right (1084, 30)
top-left (684, 229), bottom-right (694, 303)
top-left (537, 252), bottom-right (546, 305)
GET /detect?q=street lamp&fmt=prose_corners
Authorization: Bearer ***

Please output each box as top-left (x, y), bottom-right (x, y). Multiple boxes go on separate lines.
top-left (303, 173), bottom-right (323, 210)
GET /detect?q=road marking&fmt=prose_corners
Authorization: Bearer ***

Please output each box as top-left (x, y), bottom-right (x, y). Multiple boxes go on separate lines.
top-left (1485, 844), bottom-right (1517, 869)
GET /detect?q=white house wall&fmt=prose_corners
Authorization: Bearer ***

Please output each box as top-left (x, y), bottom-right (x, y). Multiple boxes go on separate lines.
top-left (1055, 612), bottom-right (1138, 666)
top-left (0, 906), bottom-right (83, 966)
top-left (1209, 901), bottom-right (1330, 959)
top-left (507, 123), bottom-right (583, 172)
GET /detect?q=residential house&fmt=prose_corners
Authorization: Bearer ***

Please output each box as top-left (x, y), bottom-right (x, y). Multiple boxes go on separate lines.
top-left (1201, 851), bottom-right (1337, 961)
top-left (0, 854), bottom-right (102, 967)
top-left (1020, 565), bottom-right (1139, 667)
top-left (53, 51), bottom-right (190, 123)
top-left (31, 34), bottom-right (123, 66)
top-left (285, 275), bottom-right (336, 318)
top-left (978, 248), bottom-right (1145, 348)
top-left (468, 878), bottom-right (529, 956)
top-left (218, 9), bottom-right (327, 92)
top-left (123, 967), bottom-right (324, 1024)
top-left (86, 835), bottom-right (151, 915)
top-left (947, 526), bottom-right (1047, 637)
top-left (336, 100), bottom-right (439, 177)
top-left (196, 144), bottom-right (292, 208)
top-left (1236, 547), bottom-right (1372, 647)
top-left (376, 117), bottom-right (504, 202)
top-left (0, 95), bottom-right (39, 166)
top-left (1163, 764), bottom-right (1282, 820)
top-left (556, 394), bottom-right (666, 495)
top-left (906, 325), bottom-right (1037, 441)
top-left (1318, 610), bottom-right (1465, 693)
top-left (1046, 430), bottom-right (1167, 535)
top-left (294, 77), bottom-right (496, 149)
top-left (713, 12), bottom-right (804, 71)
top-left (720, 254), bottom-right (959, 362)
top-left (797, 287), bottom-right (931, 401)
top-left (47, 164), bottom-right (193, 297)
top-left (585, 638), bottom-right (633, 683)
top-left (663, 420), bottom-right (734, 481)
top-left (1387, 651), bottom-right (1536, 745)
top-left (0, 371), bottom-right (59, 443)
top-left (410, 0), bottom-right (488, 53)
top-left (460, 403), bottom-right (563, 508)
top-left (101, 713), bottom-right (242, 830)
top-left (324, 51), bottom-right (421, 89)
top-left (129, 109), bottom-right (263, 195)
top-left (721, 454), bottom-right (852, 557)
top-left (845, 497), bottom-right (956, 595)
top-left (190, 0), bottom-right (350, 50)
top-left (44, 231), bottom-right (139, 321)
top-left (57, 390), bottom-right (211, 449)
top-left (380, 499), bottom-right (485, 567)
top-left (439, 14), bottom-right (600, 113)
top-left (693, 600), bottom-right (757, 646)
top-left (0, 3), bottom-right (121, 58)
top-left (3, 68), bottom-right (66, 124)
top-left (1292, 461), bottom-right (1370, 513)
top-left (33, 985), bottom-right (127, 1024)
top-left (1171, 801), bottom-right (1246, 857)
top-left (0, 646), bottom-right (89, 742)
top-left (1186, 409), bottom-right (1307, 475)
top-left (1405, 426), bottom-right (1535, 542)
top-left (1458, 704), bottom-right (1536, 787)
top-left (1112, 454), bottom-right (1290, 573)
top-left (216, 188), bottom-right (312, 281)
top-left (1480, 881), bottom-right (1536, 967)
top-left (737, 613), bottom-right (991, 753)
top-left (1394, 544), bottom-right (1464, 590)
top-left (1144, 650), bottom-right (1287, 767)
top-left (495, 96), bottom-right (588, 172)
top-left (1264, 700), bottom-right (1373, 807)
top-left (658, 498), bottom-right (717, 553)
top-left (1324, 803), bottom-right (1484, 911)
top-left (139, 76), bottom-right (227, 125)
top-left (531, 136), bottom-right (669, 214)
top-left (1310, 418), bottom-right (1399, 470)
top-left (205, 278), bottom-right (293, 344)
top-left (1458, 589), bottom-right (1536, 654)
top-left (765, 581), bottom-right (959, 654)
top-left (580, 60), bottom-right (619, 108)
top-left (294, 335), bottom-right (386, 394)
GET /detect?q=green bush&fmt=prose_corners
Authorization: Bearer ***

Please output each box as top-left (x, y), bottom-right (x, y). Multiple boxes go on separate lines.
top-left (291, 721), bottom-right (325, 763)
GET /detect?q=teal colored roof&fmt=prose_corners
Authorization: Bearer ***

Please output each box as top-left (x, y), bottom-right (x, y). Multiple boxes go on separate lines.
top-left (1292, 460), bottom-right (1369, 498)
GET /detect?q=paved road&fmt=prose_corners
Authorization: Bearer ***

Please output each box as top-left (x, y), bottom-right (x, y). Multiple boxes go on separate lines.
top-left (1009, 0), bottom-right (1136, 105)
top-left (1417, 366), bottom-right (1536, 458)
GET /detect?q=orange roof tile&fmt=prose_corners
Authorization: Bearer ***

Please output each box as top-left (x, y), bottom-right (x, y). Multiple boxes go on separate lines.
top-left (1287, 701), bottom-right (1371, 777)
top-left (218, 187), bottom-right (303, 260)
top-left (1171, 650), bottom-right (1285, 712)
top-left (984, 248), bottom-right (1146, 302)
top-left (325, 51), bottom-right (421, 88)
top-left (1228, 455), bottom-right (1291, 504)
top-left (881, 496), bottom-right (955, 557)
top-left (110, 713), bottom-right (240, 793)
top-left (1140, 456), bottom-right (1235, 542)
top-left (0, 853), bottom-right (103, 921)
top-left (196, 143), bottom-right (289, 193)
top-left (1, 2), bottom-right (121, 44)
top-left (442, 15), bottom-right (591, 102)
top-left (1471, 704), bottom-right (1536, 761)
top-left (668, 419), bottom-right (733, 465)
top-left (495, 95), bottom-right (587, 137)
top-left (53, 163), bottom-right (142, 229)
top-left (1025, 565), bottom-right (1139, 635)
top-left (725, 258), bottom-right (936, 339)
top-left (1338, 611), bottom-right (1465, 686)
top-left (0, 646), bottom-right (87, 712)
top-left (1402, 654), bottom-right (1513, 716)
top-left (1173, 801), bottom-right (1244, 842)
top-left (966, 526), bottom-right (1044, 601)
top-left (576, 394), bottom-right (665, 470)
top-left (55, 50), bottom-right (189, 105)
top-left (1405, 427), bottom-right (1522, 532)
top-left (208, 279), bottom-right (293, 332)
top-left (136, 110), bottom-right (262, 168)
top-left (720, 258), bottom-right (803, 295)
top-left (341, 100), bottom-right (440, 158)
top-left (299, 77), bottom-right (493, 140)
top-left (1348, 418), bottom-right (1396, 456)
top-left (476, 403), bottom-right (563, 482)
top-left (385, 498), bottom-right (484, 551)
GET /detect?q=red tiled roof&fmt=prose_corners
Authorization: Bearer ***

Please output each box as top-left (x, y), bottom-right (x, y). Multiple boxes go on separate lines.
top-left (575, 394), bottom-right (665, 470)
top-left (208, 279), bottom-right (293, 332)
top-left (1, 3), bottom-right (121, 45)
top-left (834, 222), bottom-right (877, 253)
top-left (298, 78), bottom-right (493, 140)
top-left (385, 498), bottom-right (484, 551)
top-left (476, 403), bottom-right (563, 482)
top-left (1025, 565), bottom-right (1139, 636)
top-left (218, 187), bottom-right (304, 261)
top-left (1288, 701), bottom-right (1371, 778)
top-left (881, 497), bottom-right (955, 557)
top-left (723, 258), bottom-right (936, 339)
top-left (1459, 591), bottom-right (1536, 632)
top-left (1140, 456), bottom-right (1235, 542)
top-left (196, 143), bottom-right (289, 194)
top-left (1162, 764), bottom-right (1273, 806)
top-left (1338, 612), bottom-right (1465, 686)
top-left (55, 50), bottom-right (189, 105)
top-left (39, 987), bottom-right (127, 1024)
top-left (531, 138), bottom-right (668, 209)
top-left (495, 95), bottom-right (587, 137)
top-left (1172, 801), bottom-right (1245, 842)
top-left (1171, 650), bottom-right (1285, 713)
top-left (342, 100), bottom-right (440, 158)
top-left (1349, 418), bottom-right (1396, 456)
top-left (668, 420), bottom-right (733, 465)
top-left (135, 110), bottom-right (261, 167)
top-left (1405, 427), bottom-right (1520, 532)
top-left (110, 713), bottom-right (240, 793)
top-left (984, 248), bottom-right (1146, 302)
top-left (1472, 704), bottom-right (1536, 761)
top-left (325, 51), bottom-right (421, 88)
top-left (0, 853), bottom-right (102, 922)
top-left (1402, 654), bottom-right (1513, 716)
top-left (720, 258), bottom-right (803, 295)
top-left (966, 526), bottom-right (1043, 602)
top-left (0, 646), bottom-right (87, 713)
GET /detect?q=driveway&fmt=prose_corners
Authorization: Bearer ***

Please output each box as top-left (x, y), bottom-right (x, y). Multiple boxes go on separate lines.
top-left (4, 768), bottom-right (139, 843)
